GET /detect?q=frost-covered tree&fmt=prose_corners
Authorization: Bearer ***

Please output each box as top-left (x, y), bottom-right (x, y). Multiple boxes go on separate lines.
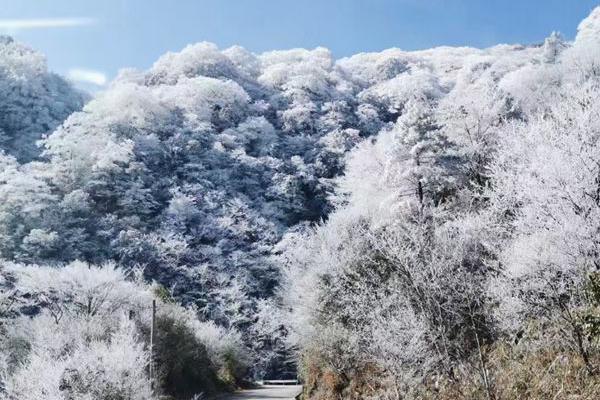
top-left (488, 79), bottom-right (600, 373)
top-left (0, 36), bottom-right (85, 162)
top-left (6, 7), bottom-right (600, 397)
top-left (0, 261), bottom-right (248, 399)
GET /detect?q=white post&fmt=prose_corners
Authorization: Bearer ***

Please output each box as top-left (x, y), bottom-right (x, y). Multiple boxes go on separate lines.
top-left (150, 299), bottom-right (156, 393)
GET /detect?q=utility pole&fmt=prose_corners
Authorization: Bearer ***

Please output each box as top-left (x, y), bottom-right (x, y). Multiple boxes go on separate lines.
top-left (150, 299), bottom-right (156, 393)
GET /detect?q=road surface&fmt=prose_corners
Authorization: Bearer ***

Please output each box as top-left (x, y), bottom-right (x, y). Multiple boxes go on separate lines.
top-left (220, 385), bottom-right (302, 400)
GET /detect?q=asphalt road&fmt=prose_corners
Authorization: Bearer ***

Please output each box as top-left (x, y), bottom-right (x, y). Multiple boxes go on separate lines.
top-left (220, 385), bottom-right (302, 400)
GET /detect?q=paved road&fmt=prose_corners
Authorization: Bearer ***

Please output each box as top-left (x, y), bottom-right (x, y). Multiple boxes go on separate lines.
top-left (221, 385), bottom-right (302, 400)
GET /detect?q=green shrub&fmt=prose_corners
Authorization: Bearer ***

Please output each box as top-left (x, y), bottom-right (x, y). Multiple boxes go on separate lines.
top-left (152, 314), bottom-right (224, 399)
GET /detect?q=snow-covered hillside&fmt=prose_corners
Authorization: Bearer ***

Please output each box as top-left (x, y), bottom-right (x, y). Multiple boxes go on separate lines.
top-left (3, 6), bottom-right (600, 400)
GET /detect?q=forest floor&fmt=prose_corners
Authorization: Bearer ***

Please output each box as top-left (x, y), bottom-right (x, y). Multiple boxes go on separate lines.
top-left (218, 385), bottom-right (302, 400)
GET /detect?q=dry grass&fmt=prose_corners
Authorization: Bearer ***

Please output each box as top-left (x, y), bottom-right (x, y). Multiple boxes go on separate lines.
top-left (300, 328), bottom-right (600, 399)
top-left (300, 349), bottom-right (386, 400)
top-left (414, 344), bottom-right (600, 400)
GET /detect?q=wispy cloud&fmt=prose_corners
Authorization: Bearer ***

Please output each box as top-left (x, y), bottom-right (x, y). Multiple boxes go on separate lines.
top-left (0, 17), bottom-right (95, 33)
top-left (67, 68), bottom-right (107, 86)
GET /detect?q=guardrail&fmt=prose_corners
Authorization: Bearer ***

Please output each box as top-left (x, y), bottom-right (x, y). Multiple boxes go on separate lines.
top-left (257, 379), bottom-right (299, 385)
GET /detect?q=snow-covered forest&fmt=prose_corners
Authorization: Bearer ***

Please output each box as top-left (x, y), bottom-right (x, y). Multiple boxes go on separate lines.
top-left (3, 6), bottom-right (600, 400)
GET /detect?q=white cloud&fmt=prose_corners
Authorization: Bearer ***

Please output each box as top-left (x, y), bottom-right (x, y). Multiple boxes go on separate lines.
top-left (67, 68), bottom-right (107, 86)
top-left (0, 18), bottom-right (95, 32)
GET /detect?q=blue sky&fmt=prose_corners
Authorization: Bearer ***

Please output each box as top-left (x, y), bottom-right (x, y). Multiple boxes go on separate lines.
top-left (2, 0), bottom-right (599, 88)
